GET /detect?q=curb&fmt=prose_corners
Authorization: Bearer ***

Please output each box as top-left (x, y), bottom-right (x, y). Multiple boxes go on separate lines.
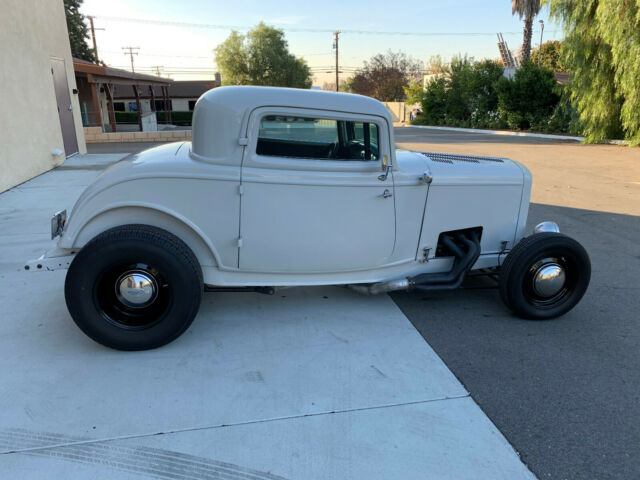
top-left (401, 124), bottom-right (584, 142)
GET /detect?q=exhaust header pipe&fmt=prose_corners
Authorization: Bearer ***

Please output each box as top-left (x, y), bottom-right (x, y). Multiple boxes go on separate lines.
top-left (348, 230), bottom-right (481, 295)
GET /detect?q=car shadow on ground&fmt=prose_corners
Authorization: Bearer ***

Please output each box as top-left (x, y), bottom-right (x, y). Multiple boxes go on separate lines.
top-left (391, 202), bottom-right (640, 480)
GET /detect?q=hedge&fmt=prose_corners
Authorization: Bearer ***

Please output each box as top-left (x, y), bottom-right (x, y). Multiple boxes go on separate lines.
top-left (114, 110), bottom-right (193, 127)
top-left (157, 111), bottom-right (193, 126)
top-left (114, 111), bottom-right (139, 124)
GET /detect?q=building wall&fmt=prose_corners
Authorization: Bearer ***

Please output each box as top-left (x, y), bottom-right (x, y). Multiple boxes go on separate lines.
top-left (0, 0), bottom-right (86, 193)
top-left (382, 102), bottom-right (420, 123)
top-left (171, 99), bottom-right (190, 111)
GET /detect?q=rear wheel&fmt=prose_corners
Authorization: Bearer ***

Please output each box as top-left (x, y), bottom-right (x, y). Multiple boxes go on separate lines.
top-left (499, 233), bottom-right (590, 319)
top-left (65, 225), bottom-right (203, 350)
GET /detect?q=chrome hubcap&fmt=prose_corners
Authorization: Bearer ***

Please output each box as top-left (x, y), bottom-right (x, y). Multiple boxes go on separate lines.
top-left (115, 270), bottom-right (157, 308)
top-left (532, 263), bottom-right (566, 298)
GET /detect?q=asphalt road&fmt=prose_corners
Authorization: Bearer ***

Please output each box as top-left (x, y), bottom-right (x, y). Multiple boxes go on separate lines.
top-left (86, 128), bottom-right (640, 480)
top-left (394, 126), bottom-right (640, 480)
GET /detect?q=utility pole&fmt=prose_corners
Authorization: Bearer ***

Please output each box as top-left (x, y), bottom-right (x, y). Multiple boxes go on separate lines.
top-left (151, 66), bottom-right (163, 76)
top-left (122, 46), bottom-right (140, 72)
top-left (87, 16), bottom-right (104, 64)
top-left (333, 31), bottom-right (340, 92)
top-left (538, 20), bottom-right (545, 67)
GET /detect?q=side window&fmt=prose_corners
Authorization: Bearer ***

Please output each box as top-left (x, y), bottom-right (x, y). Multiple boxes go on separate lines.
top-left (257, 115), bottom-right (379, 161)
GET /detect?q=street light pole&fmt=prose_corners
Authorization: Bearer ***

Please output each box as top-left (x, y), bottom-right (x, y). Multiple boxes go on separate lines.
top-left (538, 20), bottom-right (545, 67)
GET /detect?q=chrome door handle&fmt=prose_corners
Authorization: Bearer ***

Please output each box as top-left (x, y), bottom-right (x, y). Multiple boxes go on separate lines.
top-left (379, 189), bottom-right (393, 199)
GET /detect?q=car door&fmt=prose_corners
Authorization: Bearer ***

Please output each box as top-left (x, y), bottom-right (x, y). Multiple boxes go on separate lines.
top-left (238, 107), bottom-right (395, 273)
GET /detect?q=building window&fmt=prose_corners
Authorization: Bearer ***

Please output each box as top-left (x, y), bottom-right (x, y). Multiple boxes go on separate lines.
top-left (257, 115), bottom-right (379, 161)
top-left (154, 99), bottom-right (172, 111)
top-left (113, 102), bottom-right (125, 112)
top-left (188, 100), bottom-right (197, 111)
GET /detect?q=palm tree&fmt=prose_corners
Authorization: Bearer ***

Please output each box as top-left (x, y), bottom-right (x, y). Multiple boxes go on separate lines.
top-left (512, 0), bottom-right (542, 62)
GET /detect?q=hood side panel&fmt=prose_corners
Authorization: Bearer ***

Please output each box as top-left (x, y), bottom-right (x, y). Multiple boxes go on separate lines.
top-left (413, 151), bottom-right (526, 258)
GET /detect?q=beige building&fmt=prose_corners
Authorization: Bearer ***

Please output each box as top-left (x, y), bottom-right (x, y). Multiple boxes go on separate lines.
top-left (0, 0), bottom-right (86, 193)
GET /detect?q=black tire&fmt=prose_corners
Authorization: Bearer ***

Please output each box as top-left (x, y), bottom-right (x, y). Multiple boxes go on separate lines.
top-left (65, 225), bottom-right (203, 350)
top-left (499, 232), bottom-right (590, 320)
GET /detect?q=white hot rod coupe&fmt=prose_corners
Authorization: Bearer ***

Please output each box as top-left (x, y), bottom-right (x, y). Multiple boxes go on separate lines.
top-left (27, 86), bottom-right (591, 350)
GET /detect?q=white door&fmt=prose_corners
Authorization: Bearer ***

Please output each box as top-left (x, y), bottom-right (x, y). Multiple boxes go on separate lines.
top-left (239, 109), bottom-right (395, 273)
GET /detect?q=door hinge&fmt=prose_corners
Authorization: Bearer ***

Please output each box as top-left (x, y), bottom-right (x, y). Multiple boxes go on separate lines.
top-left (237, 237), bottom-right (243, 248)
top-left (238, 184), bottom-right (244, 195)
top-left (238, 137), bottom-right (248, 146)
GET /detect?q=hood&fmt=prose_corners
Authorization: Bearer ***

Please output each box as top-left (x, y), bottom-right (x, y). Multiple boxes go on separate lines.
top-left (397, 150), bottom-right (527, 186)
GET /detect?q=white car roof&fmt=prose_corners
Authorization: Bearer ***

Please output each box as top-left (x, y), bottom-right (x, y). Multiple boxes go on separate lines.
top-left (191, 86), bottom-right (392, 160)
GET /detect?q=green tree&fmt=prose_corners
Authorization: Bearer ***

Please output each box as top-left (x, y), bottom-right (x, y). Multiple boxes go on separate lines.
top-left (512, 0), bottom-right (543, 62)
top-left (63, 0), bottom-right (95, 62)
top-left (349, 51), bottom-right (423, 101)
top-left (214, 23), bottom-right (311, 88)
top-left (547, 0), bottom-right (639, 144)
top-left (531, 40), bottom-right (568, 71)
top-left (403, 81), bottom-right (426, 105)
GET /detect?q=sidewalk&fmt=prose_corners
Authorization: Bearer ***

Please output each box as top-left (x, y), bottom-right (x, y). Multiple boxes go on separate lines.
top-left (0, 154), bottom-right (536, 480)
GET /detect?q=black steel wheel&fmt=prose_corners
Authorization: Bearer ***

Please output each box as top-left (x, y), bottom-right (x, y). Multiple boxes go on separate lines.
top-left (65, 225), bottom-right (203, 350)
top-left (499, 232), bottom-right (590, 319)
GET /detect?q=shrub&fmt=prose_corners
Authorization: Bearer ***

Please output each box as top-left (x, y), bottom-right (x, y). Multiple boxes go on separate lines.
top-left (157, 110), bottom-right (193, 126)
top-left (413, 57), bottom-right (504, 129)
top-left (496, 62), bottom-right (559, 130)
top-left (419, 77), bottom-right (447, 125)
top-left (114, 111), bottom-right (139, 124)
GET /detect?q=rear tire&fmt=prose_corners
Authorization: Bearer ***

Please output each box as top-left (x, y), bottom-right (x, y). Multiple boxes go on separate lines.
top-left (499, 233), bottom-right (590, 320)
top-left (65, 225), bottom-right (203, 350)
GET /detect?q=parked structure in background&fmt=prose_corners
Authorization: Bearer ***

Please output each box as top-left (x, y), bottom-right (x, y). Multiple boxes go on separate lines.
top-left (111, 79), bottom-right (221, 114)
top-left (73, 58), bottom-right (172, 132)
top-left (497, 33), bottom-right (520, 68)
top-left (0, 0), bottom-right (86, 193)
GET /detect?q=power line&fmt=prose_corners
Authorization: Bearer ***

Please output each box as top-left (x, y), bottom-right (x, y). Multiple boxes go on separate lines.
top-left (103, 50), bottom-right (212, 59)
top-left (89, 15), bottom-right (529, 37)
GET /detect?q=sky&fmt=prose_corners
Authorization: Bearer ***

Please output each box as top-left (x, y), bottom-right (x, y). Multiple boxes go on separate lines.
top-left (80, 0), bottom-right (563, 86)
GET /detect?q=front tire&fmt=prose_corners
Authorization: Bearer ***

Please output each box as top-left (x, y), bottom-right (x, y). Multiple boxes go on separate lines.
top-left (499, 232), bottom-right (590, 319)
top-left (65, 225), bottom-right (203, 350)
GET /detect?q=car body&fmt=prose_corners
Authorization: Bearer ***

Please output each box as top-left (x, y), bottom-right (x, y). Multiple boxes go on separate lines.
top-left (27, 86), bottom-right (591, 350)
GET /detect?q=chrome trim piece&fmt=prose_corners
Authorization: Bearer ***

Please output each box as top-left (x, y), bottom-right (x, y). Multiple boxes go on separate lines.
top-left (534, 221), bottom-right (560, 234)
top-left (533, 263), bottom-right (566, 297)
top-left (115, 270), bottom-right (158, 307)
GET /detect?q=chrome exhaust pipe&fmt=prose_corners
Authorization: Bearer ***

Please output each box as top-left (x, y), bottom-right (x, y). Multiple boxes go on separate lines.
top-left (348, 278), bottom-right (411, 296)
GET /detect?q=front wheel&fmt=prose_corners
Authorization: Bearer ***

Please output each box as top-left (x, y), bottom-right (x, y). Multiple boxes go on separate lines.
top-left (65, 225), bottom-right (203, 350)
top-left (499, 232), bottom-right (590, 320)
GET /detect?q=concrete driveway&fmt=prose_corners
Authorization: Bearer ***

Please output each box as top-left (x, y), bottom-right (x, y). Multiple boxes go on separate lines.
top-left (0, 153), bottom-right (534, 478)
top-left (395, 127), bottom-right (640, 480)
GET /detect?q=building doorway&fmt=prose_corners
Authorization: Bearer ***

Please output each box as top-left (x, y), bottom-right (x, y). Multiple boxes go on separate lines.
top-left (51, 57), bottom-right (78, 156)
